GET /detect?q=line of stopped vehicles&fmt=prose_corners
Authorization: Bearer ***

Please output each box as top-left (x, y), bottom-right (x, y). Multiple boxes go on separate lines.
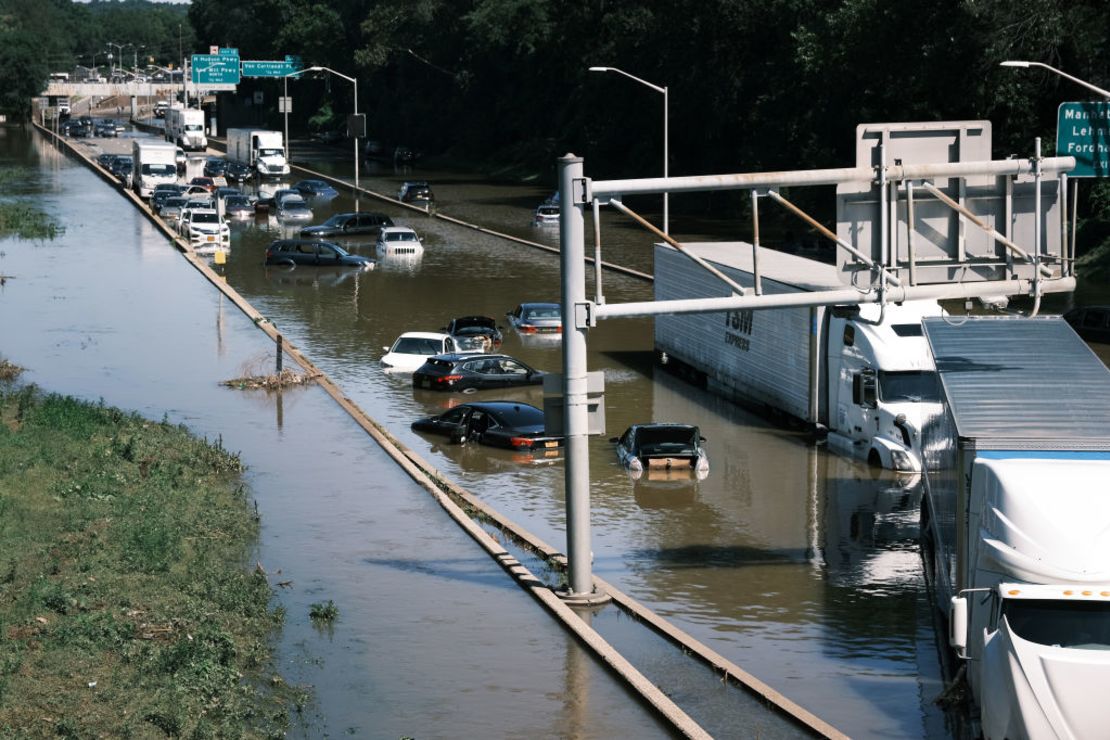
top-left (116, 143), bottom-right (708, 481)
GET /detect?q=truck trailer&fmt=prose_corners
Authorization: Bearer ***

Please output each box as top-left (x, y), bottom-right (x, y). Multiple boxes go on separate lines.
top-left (226, 128), bottom-right (289, 178)
top-left (132, 140), bottom-right (178, 199)
top-left (164, 107), bottom-right (207, 151)
top-left (653, 242), bottom-right (943, 471)
top-left (920, 316), bottom-right (1110, 739)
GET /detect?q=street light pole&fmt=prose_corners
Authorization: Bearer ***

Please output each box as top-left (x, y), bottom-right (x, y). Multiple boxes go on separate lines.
top-left (290, 66), bottom-right (360, 208)
top-left (1000, 60), bottom-right (1110, 99)
top-left (588, 66), bottom-right (669, 234)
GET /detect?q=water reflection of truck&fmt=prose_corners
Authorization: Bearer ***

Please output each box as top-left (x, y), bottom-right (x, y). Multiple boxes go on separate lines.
top-left (921, 316), bottom-right (1110, 739)
top-left (227, 128), bottom-right (290, 178)
top-left (164, 107), bottom-right (207, 151)
top-left (654, 242), bottom-right (943, 471)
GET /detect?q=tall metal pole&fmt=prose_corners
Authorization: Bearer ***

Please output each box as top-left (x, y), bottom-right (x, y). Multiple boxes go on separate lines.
top-left (283, 75), bottom-right (289, 161)
top-left (558, 154), bottom-right (596, 599)
top-left (353, 78), bottom-right (360, 212)
top-left (663, 85), bottom-right (669, 235)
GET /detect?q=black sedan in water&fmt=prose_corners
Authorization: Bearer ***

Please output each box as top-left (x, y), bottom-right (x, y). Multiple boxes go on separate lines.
top-left (411, 401), bottom-right (562, 450)
top-left (412, 353), bottom-right (544, 392)
top-left (264, 239), bottom-right (374, 268)
top-left (224, 161), bottom-right (253, 184)
top-left (300, 212), bottom-right (394, 238)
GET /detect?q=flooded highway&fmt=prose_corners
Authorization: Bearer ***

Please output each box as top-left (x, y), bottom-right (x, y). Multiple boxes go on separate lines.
top-left (208, 135), bottom-right (954, 736)
top-left (11, 120), bottom-right (1110, 737)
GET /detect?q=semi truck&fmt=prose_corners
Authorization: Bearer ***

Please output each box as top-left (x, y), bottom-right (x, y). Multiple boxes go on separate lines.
top-left (132, 140), bottom-right (178, 198)
top-left (164, 107), bottom-right (207, 151)
top-left (226, 128), bottom-right (289, 178)
top-left (920, 316), bottom-right (1110, 739)
top-left (653, 241), bottom-right (943, 471)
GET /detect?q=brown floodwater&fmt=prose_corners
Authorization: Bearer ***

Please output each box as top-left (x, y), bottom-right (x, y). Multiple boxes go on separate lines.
top-left (11, 122), bottom-right (1110, 738)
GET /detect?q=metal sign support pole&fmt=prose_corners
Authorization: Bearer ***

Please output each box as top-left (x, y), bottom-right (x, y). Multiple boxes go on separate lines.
top-left (558, 154), bottom-right (603, 603)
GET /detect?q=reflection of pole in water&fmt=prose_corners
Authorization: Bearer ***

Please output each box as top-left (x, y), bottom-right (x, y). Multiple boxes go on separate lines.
top-left (275, 388), bottom-right (284, 430)
top-left (216, 293), bottom-right (225, 356)
top-left (806, 444), bottom-right (823, 568)
top-left (561, 607), bottom-right (593, 735)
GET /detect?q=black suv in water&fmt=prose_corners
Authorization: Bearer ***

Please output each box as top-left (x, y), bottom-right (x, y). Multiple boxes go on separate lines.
top-left (300, 212), bottom-right (394, 238)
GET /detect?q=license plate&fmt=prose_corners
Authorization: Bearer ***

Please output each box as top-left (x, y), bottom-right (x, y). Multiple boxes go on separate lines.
top-left (206, 235), bottom-right (215, 242)
top-left (543, 441), bottom-right (558, 448)
top-left (421, 380), bottom-right (432, 389)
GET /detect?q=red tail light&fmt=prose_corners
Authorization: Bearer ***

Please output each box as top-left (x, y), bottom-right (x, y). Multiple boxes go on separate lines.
top-left (436, 374), bottom-right (463, 384)
top-left (520, 325), bottom-right (537, 333)
top-left (509, 437), bottom-right (533, 448)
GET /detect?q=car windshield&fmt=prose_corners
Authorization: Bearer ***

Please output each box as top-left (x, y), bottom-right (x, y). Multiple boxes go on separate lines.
top-left (192, 213), bottom-right (219, 224)
top-left (259, 148), bottom-right (283, 157)
top-left (386, 231), bottom-right (417, 242)
top-left (321, 215), bottom-right (349, 227)
top-left (878, 370), bottom-right (938, 403)
top-left (1004, 599), bottom-right (1110, 650)
top-left (164, 198), bottom-right (186, 207)
top-left (184, 124), bottom-right (203, 132)
top-left (393, 338), bottom-right (444, 354)
top-left (300, 181), bottom-right (327, 191)
top-left (225, 197), bottom-right (250, 207)
top-left (142, 164), bottom-right (176, 176)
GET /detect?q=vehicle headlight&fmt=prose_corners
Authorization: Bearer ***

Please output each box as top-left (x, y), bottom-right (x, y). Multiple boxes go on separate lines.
top-left (890, 449), bottom-right (912, 471)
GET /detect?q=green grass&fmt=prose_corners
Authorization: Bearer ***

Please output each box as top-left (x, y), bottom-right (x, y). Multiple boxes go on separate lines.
top-left (0, 387), bottom-right (296, 737)
top-left (0, 202), bottom-right (60, 240)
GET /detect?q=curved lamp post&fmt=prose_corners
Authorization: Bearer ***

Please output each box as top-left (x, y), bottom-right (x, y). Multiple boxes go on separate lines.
top-left (588, 66), bottom-right (669, 234)
top-left (1000, 60), bottom-right (1110, 99)
top-left (286, 66), bottom-right (360, 206)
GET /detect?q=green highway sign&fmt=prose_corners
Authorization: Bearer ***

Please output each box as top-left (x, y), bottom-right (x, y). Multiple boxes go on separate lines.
top-left (241, 56), bottom-right (304, 78)
top-left (191, 53), bottom-right (240, 85)
top-left (1057, 102), bottom-right (1110, 178)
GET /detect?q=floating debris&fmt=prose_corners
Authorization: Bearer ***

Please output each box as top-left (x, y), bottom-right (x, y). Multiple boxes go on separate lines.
top-left (221, 368), bottom-right (319, 391)
top-left (0, 359), bottom-right (24, 381)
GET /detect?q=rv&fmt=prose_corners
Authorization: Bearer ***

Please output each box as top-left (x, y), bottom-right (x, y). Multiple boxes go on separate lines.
top-left (653, 242), bottom-right (943, 471)
top-left (132, 140), bottom-right (179, 198)
top-left (165, 107), bottom-right (207, 151)
top-left (226, 129), bottom-right (289, 178)
top-left (920, 316), bottom-right (1110, 738)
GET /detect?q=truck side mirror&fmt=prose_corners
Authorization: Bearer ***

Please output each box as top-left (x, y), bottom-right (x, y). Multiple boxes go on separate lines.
top-left (949, 596), bottom-right (968, 657)
top-left (853, 369), bottom-right (878, 409)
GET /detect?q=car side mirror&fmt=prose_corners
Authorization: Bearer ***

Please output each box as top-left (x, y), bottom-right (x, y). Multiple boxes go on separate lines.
top-left (700, 436), bottom-right (708, 443)
top-left (382, 346), bottom-right (389, 352)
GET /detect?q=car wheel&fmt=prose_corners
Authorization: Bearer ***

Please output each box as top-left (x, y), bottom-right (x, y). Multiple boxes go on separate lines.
top-left (461, 387), bottom-right (478, 395)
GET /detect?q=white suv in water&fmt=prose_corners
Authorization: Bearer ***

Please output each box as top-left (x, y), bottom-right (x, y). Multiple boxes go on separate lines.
top-left (178, 208), bottom-right (230, 252)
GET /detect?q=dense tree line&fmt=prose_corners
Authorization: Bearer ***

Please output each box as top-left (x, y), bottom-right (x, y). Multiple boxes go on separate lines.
top-left (0, 0), bottom-right (193, 119)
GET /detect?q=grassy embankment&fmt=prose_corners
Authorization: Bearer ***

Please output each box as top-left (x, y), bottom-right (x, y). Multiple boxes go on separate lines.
top-left (0, 381), bottom-right (298, 737)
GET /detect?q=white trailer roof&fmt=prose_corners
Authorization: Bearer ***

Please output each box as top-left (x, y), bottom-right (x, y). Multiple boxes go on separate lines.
top-left (924, 316), bottom-right (1110, 450)
top-left (669, 242), bottom-right (842, 292)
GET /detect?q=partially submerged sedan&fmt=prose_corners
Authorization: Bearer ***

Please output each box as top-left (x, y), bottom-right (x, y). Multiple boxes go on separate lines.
top-left (412, 353), bottom-right (544, 392)
top-left (507, 302), bottom-right (562, 334)
top-left (411, 401), bottom-right (562, 451)
top-left (612, 424), bottom-right (709, 481)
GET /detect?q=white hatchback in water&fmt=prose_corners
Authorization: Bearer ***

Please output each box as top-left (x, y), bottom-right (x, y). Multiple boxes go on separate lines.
top-left (381, 332), bottom-right (460, 373)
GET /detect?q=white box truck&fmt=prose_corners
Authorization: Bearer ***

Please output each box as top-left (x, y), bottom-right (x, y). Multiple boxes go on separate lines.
top-left (654, 242), bottom-right (944, 471)
top-left (165, 107), bottom-right (207, 151)
top-left (921, 316), bottom-right (1110, 739)
top-left (226, 128), bottom-right (289, 177)
top-left (132, 140), bottom-right (179, 198)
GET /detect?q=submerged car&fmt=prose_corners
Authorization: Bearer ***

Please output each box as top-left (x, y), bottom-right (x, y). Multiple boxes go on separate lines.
top-left (533, 203), bottom-right (559, 225)
top-left (397, 180), bottom-right (433, 204)
top-left (223, 161), bottom-right (253, 184)
top-left (158, 196), bottom-right (188, 221)
top-left (411, 401), bottom-right (562, 451)
top-left (412, 353), bottom-right (544, 392)
top-left (376, 226), bottom-right (424, 256)
top-left (301, 212), bottom-right (393, 238)
top-left (381, 332), bottom-right (462, 373)
top-left (203, 157), bottom-right (227, 178)
top-left (443, 316), bottom-right (503, 352)
top-left (612, 424), bottom-right (709, 481)
top-left (293, 179), bottom-right (338, 201)
top-left (506, 302), bottom-right (562, 334)
top-left (223, 195), bottom-right (254, 220)
top-left (264, 239), bottom-right (373, 268)
top-left (276, 194), bottom-right (313, 222)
